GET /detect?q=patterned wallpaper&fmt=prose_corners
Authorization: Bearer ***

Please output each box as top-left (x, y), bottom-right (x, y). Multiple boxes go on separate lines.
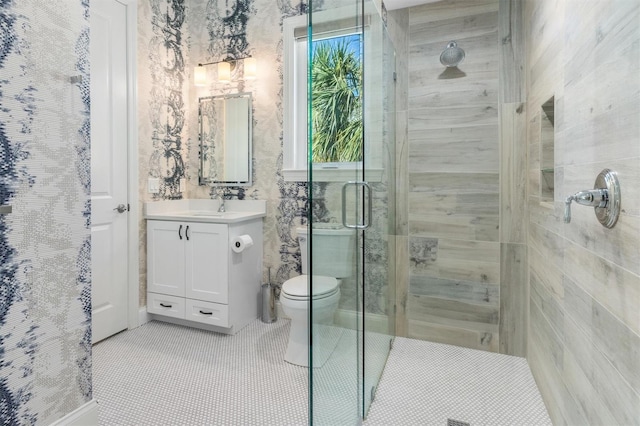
top-left (137, 0), bottom-right (191, 306)
top-left (147, 0), bottom-right (188, 200)
top-left (139, 0), bottom-right (321, 297)
top-left (138, 0), bottom-right (390, 315)
top-left (0, 0), bottom-right (91, 423)
top-left (189, 0), bottom-right (320, 287)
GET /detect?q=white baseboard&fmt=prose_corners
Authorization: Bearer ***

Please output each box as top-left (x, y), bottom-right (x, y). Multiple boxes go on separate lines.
top-left (49, 399), bottom-right (98, 426)
top-left (139, 307), bottom-right (151, 326)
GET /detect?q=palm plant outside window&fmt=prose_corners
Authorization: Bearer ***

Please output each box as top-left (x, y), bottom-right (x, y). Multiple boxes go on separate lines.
top-left (311, 35), bottom-right (362, 164)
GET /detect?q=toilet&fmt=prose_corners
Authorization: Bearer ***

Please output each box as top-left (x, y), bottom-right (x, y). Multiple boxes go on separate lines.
top-left (280, 225), bottom-right (354, 367)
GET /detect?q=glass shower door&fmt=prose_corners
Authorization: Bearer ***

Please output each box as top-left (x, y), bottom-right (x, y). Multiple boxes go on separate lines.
top-left (308, 0), bottom-right (396, 423)
top-left (361, 1), bottom-right (396, 417)
top-left (308, 2), bottom-right (363, 424)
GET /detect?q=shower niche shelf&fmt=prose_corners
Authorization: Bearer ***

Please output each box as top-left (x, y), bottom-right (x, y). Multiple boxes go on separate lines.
top-left (540, 96), bottom-right (555, 204)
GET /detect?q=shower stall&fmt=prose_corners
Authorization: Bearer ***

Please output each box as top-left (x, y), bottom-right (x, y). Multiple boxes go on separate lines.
top-left (304, 0), bottom-right (518, 422)
top-left (306, 0), bottom-right (525, 420)
top-left (307, 0), bottom-right (640, 424)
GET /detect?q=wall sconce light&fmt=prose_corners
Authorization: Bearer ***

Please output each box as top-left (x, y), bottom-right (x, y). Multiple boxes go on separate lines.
top-left (194, 55), bottom-right (256, 86)
top-left (194, 66), bottom-right (207, 86)
top-left (244, 57), bottom-right (257, 80)
top-left (217, 61), bottom-right (231, 83)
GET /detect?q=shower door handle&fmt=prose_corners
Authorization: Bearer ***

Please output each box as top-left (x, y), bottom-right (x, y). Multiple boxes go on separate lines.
top-left (341, 181), bottom-right (372, 230)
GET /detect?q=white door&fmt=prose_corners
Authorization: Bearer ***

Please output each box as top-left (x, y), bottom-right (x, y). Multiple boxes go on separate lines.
top-left (91, 0), bottom-right (129, 344)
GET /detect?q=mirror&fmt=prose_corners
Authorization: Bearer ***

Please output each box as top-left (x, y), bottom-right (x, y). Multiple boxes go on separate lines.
top-left (199, 92), bottom-right (252, 186)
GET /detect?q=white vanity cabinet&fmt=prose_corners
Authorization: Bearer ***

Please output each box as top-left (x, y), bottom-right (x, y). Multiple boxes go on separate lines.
top-left (146, 216), bottom-right (263, 334)
top-left (147, 221), bottom-right (228, 303)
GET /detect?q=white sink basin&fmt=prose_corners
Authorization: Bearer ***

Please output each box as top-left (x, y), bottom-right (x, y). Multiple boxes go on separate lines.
top-left (165, 210), bottom-right (258, 223)
top-left (190, 211), bottom-right (227, 217)
top-left (187, 211), bottom-right (246, 218)
top-left (144, 200), bottom-right (266, 224)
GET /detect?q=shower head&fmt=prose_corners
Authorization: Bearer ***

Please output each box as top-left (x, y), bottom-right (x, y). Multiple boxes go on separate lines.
top-left (440, 41), bottom-right (465, 67)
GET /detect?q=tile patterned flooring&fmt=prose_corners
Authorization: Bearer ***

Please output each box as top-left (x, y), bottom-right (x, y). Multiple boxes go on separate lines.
top-left (93, 319), bottom-right (550, 425)
top-left (364, 337), bottom-right (551, 425)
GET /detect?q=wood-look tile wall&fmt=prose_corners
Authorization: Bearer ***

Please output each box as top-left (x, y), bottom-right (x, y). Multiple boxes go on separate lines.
top-left (387, 7), bottom-right (411, 337)
top-left (498, 0), bottom-right (528, 357)
top-left (525, 0), bottom-right (640, 423)
top-left (404, 0), bottom-right (502, 352)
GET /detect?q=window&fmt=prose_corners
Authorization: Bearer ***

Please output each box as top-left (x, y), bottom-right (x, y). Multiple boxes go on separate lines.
top-left (283, 10), bottom-right (381, 182)
top-left (311, 33), bottom-right (362, 165)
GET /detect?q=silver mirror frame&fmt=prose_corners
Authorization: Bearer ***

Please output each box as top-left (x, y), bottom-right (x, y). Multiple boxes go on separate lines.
top-left (198, 92), bottom-right (253, 187)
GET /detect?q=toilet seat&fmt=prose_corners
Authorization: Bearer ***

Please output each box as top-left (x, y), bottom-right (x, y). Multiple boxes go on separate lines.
top-left (281, 275), bottom-right (338, 300)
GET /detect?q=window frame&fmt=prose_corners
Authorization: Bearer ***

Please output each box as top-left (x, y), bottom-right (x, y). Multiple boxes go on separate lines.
top-left (283, 9), bottom-right (383, 182)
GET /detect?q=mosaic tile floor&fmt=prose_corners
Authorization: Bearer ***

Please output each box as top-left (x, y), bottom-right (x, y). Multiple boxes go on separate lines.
top-left (364, 337), bottom-right (551, 426)
top-left (93, 319), bottom-right (550, 425)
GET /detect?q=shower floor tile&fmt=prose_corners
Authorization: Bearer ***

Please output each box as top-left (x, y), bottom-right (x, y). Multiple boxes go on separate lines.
top-left (364, 337), bottom-right (552, 426)
top-left (93, 319), bottom-right (550, 425)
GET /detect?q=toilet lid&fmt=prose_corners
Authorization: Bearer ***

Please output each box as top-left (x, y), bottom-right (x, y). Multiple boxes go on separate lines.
top-left (281, 275), bottom-right (338, 298)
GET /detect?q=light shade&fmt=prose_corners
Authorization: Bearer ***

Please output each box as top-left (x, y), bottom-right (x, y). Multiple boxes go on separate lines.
top-left (194, 65), bottom-right (207, 86)
top-left (218, 61), bottom-right (231, 83)
top-left (244, 57), bottom-right (257, 80)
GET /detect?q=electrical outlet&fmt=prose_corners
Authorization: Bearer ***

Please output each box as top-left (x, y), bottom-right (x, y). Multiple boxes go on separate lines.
top-left (179, 178), bottom-right (186, 193)
top-left (148, 178), bottom-right (160, 194)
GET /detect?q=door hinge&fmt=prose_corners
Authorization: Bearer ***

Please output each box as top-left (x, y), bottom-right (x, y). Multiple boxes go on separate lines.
top-left (393, 71), bottom-right (397, 82)
top-left (127, 203), bottom-right (130, 212)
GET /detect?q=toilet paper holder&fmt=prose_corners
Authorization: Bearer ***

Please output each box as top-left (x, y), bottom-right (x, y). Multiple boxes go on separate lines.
top-left (231, 235), bottom-right (254, 253)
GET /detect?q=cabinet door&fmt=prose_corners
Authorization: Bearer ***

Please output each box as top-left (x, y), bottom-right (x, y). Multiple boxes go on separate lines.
top-left (147, 220), bottom-right (186, 297)
top-left (185, 222), bottom-right (229, 303)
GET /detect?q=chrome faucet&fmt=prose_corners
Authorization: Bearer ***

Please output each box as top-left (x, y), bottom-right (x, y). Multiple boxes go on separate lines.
top-left (217, 192), bottom-right (226, 212)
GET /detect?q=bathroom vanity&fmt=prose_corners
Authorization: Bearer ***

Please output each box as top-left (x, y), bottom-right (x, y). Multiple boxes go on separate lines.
top-left (144, 199), bottom-right (265, 334)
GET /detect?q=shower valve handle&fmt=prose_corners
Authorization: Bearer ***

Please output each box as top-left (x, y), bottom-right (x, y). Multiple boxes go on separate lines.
top-left (564, 189), bottom-right (608, 223)
top-left (563, 169), bottom-right (621, 229)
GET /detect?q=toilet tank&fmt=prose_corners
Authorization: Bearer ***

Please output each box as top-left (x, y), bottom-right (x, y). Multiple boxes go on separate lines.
top-left (297, 224), bottom-right (355, 278)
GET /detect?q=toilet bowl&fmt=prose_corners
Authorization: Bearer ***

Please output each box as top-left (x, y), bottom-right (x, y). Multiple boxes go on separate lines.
top-left (280, 225), bottom-right (354, 367)
top-left (281, 275), bottom-right (340, 366)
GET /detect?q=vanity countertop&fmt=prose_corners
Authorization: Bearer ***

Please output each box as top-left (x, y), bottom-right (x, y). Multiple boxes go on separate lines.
top-left (144, 199), bottom-right (266, 224)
